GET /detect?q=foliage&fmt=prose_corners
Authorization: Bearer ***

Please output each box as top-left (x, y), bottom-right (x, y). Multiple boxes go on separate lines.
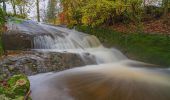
top-left (61, 0), bottom-right (170, 28)
top-left (7, 13), bottom-right (27, 19)
top-left (76, 25), bottom-right (170, 67)
top-left (0, 74), bottom-right (31, 100)
top-left (145, 6), bottom-right (163, 19)
top-left (61, 0), bottom-right (143, 26)
top-left (9, 0), bottom-right (31, 17)
top-left (0, 7), bottom-right (5, 27)
top-left (15, 0), bottom-right (29, 15)
top-left (81, 0), bottom-right (115, 26)
top-left (0, 7), bottom-right (5, 55)
top-left (8, 17), bottom-right (24, 24)
top-left (46, 0), bottom-right (58, 24)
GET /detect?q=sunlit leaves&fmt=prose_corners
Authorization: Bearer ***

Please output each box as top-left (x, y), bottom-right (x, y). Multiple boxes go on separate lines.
top-left (61, 0), bottom-right (144, 26)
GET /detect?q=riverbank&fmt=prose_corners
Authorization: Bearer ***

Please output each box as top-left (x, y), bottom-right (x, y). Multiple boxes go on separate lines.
top-left (0, 50), bottom-right (96, 99)
top-left (76, 25), bottom-right (170, 67)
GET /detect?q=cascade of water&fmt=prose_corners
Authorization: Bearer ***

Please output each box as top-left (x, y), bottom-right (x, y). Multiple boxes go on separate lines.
top-left (29, 23), bottom-right (170, 100)
top-left (33, 24), bottom-right (101, 50)
top-left (33, 24), bottom-right (127, 64)
top-left (29, 61), bottom-right (170, 100)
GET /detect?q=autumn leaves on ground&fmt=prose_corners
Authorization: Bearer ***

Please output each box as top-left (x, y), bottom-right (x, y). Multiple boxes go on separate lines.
top-left (111, 16), bottom-right (170, 34)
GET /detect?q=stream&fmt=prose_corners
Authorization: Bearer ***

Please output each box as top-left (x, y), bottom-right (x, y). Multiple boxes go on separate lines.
top-left (28, 25), bottom-right (170, 100)
top-left (3, 19), bottom-right (170, 100)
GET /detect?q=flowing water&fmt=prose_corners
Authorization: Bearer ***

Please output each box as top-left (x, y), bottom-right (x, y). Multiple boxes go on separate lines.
top-left (29, 24), bottom-right (170, 100)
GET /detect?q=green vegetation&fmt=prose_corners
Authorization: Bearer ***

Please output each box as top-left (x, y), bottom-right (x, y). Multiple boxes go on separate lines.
top-left (62, 0), bottom-right (170, 67)
top-left (0, 7), bottom-right (5, 55)
top-left (61, 0), bottom-right (170, 28)
top-left (76, 25), bottom-right (170, 67)
top-left (0, 8), bottom-right (5, 26)
top-left (46, 0), bottom-right (58, 24)
top-left (7, 13), bottom-right (28, 19)
top-left (9, 17), bottom-right (24, 24)
top-left (0, 74), bottom-right (31, 100)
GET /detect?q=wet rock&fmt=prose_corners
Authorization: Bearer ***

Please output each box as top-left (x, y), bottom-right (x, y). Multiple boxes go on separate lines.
top-left (2, 18), bottom-right (66, 50)
top-left (2, 31), bottom-right (33, 50)
top-left (0, 50), bottom-right (97, 77)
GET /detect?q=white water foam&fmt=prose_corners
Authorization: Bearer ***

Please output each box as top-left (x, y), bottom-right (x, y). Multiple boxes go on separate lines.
top-left (29, 23), bottom-right (170, 100)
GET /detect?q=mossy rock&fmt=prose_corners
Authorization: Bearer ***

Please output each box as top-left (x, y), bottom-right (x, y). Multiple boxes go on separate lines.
top-left (0, 95), bottom-right (28, 100)
top-left (0, 74), bottom-right (31, 100)
top-left (0, 94), bottom-right (12, 100)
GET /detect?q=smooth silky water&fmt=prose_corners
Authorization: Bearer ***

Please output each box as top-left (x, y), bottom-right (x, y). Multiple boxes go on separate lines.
top-left (29, 24), bottom-right (170, 100)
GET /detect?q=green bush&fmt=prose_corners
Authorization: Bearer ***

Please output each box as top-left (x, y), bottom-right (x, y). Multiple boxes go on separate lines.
top-left (0, 8), bottom-right (5, 26)
top-left (0, 8), bottom-right (5, 56)
top-left (7, 13), bottom-right (28, 19)
top-left (145, 6), bottom-right (163, 19)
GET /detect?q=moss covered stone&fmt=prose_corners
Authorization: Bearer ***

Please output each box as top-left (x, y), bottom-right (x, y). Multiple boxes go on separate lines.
top-left (0, 74), bottom-right (31, 100)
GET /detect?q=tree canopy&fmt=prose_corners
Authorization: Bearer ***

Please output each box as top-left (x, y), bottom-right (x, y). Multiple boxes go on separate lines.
top-left (60, 0), bottom-right (170, 27)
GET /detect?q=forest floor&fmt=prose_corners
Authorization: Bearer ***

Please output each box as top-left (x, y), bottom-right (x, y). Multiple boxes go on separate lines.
top-left (110, 13), bottom-right (170, 34)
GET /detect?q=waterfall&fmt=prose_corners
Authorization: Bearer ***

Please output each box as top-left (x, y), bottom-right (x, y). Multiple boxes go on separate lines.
top-left (33, 24), bottom-right (101, 50)
top-left (7, 18), bottom-right (170, 100)
top-left (33, 24), bottom-right (127, 64)
top-left (30, 23), bottom-right (170, 100)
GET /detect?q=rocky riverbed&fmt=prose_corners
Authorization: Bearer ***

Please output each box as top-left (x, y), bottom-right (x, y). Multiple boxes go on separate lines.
top-left (0, 50), bottom-right (97, 80)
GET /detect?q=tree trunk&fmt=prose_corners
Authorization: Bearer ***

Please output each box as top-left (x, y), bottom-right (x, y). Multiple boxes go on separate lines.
top-left (36, 0), bottom-right (40, 22)
top-left (10, 0), bottom-right (16, 15)
top-left (19, 6), bottom-right (23, 15)
top-left (2, 0), bottom-right (6, 13)
top-left (163, 0), bottom-right (169, 18)
top-left (53, 18), bottom-right (56, 24)
top-left (143, 0), bottom-right (146, 7)
top-left (23, 6), bottom-right (25, 14)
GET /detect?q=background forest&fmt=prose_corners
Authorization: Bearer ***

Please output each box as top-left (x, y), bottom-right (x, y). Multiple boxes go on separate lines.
top-left (0, 0), bottom-right (169, 28)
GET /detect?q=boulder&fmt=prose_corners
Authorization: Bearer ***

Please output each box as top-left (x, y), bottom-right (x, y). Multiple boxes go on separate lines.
top-left (2, 31), bottom-right (33, 50)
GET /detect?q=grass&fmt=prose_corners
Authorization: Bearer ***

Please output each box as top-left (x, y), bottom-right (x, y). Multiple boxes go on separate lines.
top-left (9, 17), bottom-right (24, 24)
top-left (76, 25), bottom-right (170, 67)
